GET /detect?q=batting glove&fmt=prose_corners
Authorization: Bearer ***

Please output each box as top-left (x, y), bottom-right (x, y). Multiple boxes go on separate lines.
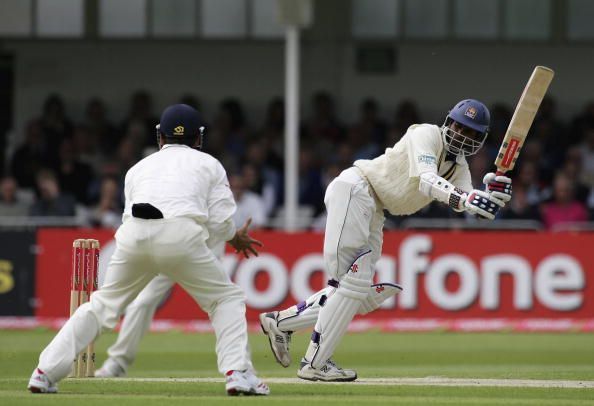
top-left (464, 189), bottom-right (505, 220)
top-left (483, 172), bottom-right (513, 203)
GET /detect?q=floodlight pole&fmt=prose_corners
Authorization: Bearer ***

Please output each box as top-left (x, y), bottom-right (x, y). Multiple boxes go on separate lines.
top-left (284, 24), bottom-right (300, 232)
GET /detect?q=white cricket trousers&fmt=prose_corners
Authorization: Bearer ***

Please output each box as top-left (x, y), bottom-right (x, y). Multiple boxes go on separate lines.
top-left (324, 167), bottom-right (385, 280)
top-left (106, 274), bottom-right (173, 370)
top-left (37, 217), bottom-right (251, 383)
top-left (106, 242), bottom-right (225, 371)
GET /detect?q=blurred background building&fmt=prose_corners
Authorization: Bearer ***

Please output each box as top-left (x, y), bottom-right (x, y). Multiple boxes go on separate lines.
top-left (0, 0), bottom-right (594, 231)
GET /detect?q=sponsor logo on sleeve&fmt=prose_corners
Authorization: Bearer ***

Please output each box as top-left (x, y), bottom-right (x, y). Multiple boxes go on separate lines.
top-left (418, 154), bottom-right (437, 166)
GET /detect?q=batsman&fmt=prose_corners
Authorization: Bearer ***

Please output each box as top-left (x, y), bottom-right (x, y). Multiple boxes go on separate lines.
top-left (260, 99), bottom-right (514, 382)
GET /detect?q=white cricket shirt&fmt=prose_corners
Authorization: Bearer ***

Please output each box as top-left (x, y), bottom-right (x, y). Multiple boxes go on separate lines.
top-left (122, 144), bottom-right (237, 242)
top-left (354, 124), bottom-right (473, 216)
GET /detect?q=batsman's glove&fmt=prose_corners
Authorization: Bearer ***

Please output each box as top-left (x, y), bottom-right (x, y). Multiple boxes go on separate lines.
top-left (464, 189), bottom-right (505, 220)
top-left (483, 172), bottom-right (512, 203)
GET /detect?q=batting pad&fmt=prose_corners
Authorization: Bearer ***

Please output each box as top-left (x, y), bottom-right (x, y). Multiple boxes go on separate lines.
top-left (306, 251), bottom-right (373, 369)
top-left (277, 287), bottom-right (334, 332)
top-left (358, 283), bottom-right (403, 315)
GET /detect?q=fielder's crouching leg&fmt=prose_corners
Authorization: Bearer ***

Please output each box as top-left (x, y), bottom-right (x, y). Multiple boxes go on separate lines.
top-left (304, 250), bottom-right (373, 369)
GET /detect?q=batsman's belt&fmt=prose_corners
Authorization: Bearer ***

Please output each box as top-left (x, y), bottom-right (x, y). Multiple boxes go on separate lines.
top-left (132, 203), bottom-right (164, 220)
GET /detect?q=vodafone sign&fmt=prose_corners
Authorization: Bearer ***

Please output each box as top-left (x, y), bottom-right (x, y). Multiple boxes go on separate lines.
top-left (220, 232), bottom-right (590, 319)
top-left (35, 229), bottom-right (594, 330)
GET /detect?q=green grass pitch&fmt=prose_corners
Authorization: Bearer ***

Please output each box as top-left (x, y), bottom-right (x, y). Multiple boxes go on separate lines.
top-left (1, 330), bottom-right (594, 405)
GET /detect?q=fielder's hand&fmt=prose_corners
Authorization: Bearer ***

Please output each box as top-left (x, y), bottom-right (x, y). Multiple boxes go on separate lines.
top-left (464, 189), bottom-right (505, 220)
top-left (483, 172), bottom-right (512, 203)
top-left (228, 218), bottom-right (263, 258)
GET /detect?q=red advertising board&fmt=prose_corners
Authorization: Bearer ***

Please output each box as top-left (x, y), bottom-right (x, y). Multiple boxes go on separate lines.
top-left (34, 229), bottom-right (594, 332)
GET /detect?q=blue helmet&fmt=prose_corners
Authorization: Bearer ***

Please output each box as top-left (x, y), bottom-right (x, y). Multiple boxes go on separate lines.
top-left (156, 104), bottom-right (205, 149)
top-left (441, 99), bottom-right (490, 156)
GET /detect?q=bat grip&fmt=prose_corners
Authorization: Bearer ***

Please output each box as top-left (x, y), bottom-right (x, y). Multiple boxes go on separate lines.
top-left (495, 170), bottom-right (506, 176)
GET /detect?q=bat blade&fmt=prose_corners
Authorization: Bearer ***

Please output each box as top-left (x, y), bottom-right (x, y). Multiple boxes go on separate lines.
top-left (494, 66), bottom-right (555, 174)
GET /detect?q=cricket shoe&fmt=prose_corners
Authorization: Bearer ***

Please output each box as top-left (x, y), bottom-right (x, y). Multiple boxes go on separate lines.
top-left (28, 368), bottom-right (58, 393)
top-left (94, 358), bottom-right (127, 378)
top-left (297, 358), bottom-right (357, 382)
top-left (259, 311), bottom-right (292, 367)
top-left (225, 370), bottom-right (270, 396)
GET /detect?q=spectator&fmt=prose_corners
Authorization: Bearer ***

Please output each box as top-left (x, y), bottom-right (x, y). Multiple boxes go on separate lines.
top-left (483, 103), bottom-right (512, 160)
top-left (515, 161), bottom-right (543, 205)
top-left (297, 146), bottom-right (324, 214)
top-left (241, 162), bottom-right (277, 218)
top-left (88, 176), bottom-right (123, 228)
top-left (558, 146), bottom-right (590, 204)
top-left (353, 98), bottom-right (387, 147)
top-left (569, 101), bottom-right (594, 145)
top-left (0, 176), bottom-right (29, 216)
top-left (386, 100), bottom-right (421, 148)
top-left (229, 173), bottom-right (267, 228)
top-left (85, 98), bottom-right (117, 158)
top-left (242, 141), bottom-right (281, 215)
top-left (221, 98), bottom-right (248, 156)
top-left (310, 163), bottom-right (344, 231)
top-left (39, 94), bottom-right (74, 166)
top-left (303, 91), bottom-right (344, 144)
top-left (208, 98), bottom-right (248, 161)
top-left (499, 186), bottom-right (542, 222)
top-left (179, 94), bottom-right (201, 110)
top-left (346, 126), bottom-right (380, 161)
top-left (541, 173), bottom-right (589, 230)
top-left (257, 97), bottom-right (285, 172)
top-left (54, 138), bottom-right (95, 205)
top-left (116, 132), bottom-right (144, 173)
top-left (468, 148), bottom-right (490, 189)
top-left (120, 90), bottom-right (159, 148)
top-left (29, 169), bottom-right (76, 217)
top-left (578, 128), bottom-right (594, 189)
top-left (10, 120), bottom-right (48, 189)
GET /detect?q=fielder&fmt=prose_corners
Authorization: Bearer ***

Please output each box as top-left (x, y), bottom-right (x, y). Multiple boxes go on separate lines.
top-left (259, 99), bottom-right (513, 381)
top-left (28, 104), bottom-right (270, 396)
top-left (93, 240), bottom-right (226, 378)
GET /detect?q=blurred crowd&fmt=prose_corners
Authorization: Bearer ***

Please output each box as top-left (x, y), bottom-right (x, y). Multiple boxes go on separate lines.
top-left (1, 90), bottom-right (594, 231)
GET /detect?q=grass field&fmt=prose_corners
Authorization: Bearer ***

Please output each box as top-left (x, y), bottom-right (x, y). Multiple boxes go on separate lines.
top-left (1, 330), bottom-right (594, 405)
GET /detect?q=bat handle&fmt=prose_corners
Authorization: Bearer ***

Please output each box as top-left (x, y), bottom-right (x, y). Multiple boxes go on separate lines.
top-left (495, 170), bottom-right (506, 176)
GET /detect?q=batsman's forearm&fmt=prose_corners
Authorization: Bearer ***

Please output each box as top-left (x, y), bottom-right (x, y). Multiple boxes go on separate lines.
top-left (418, 172), bottom-right (467, 212)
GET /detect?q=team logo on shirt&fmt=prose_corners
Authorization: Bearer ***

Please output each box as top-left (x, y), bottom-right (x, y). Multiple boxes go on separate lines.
top-left (173, 126), bottom-right (185, 136)
top-left (464, 107), bottom-right (477, 119)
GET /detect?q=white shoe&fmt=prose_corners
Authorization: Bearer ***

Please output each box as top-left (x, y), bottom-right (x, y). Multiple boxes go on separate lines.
top-left (259, 312), bottom-right (291, 367)
top-left (28, 368), bottom-right (58, 393)
top-left (244, 370), bottom-right (270, 395)
top-left (297, 358), bottom-right (357, 382)
top-left (94, 358), bottom-right (127, 378)
top-left (225, 370), bottom-right (270, 396)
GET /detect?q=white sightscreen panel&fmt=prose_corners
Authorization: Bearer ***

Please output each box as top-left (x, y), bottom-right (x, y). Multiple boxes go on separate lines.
top-left (454, 0), bottom-right (498, 39)
top-left (0, 0), bottom-right (32, 36)
top-left (352, 0), bottom-right (399, 38)
top-left (252, 0), bottom-right (283, 38)
top-left (100, 0), bottom-right (147, 37)
top-left (568, 0), bottom-right (594, 40)
top-left (404, 0), bottom-right (447, 38)
top-left (201, 0), bottom-right (247, 38)
top-left (151, 0), bottom-right (196, 37)
top-left (504, 0), bottom-right (551, 40)
top-left (36, 0), bottom-right (84, 37)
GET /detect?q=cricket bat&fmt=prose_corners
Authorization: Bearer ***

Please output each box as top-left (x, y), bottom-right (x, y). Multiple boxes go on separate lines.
top-left (494, 66), bottom-right (555, 175)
